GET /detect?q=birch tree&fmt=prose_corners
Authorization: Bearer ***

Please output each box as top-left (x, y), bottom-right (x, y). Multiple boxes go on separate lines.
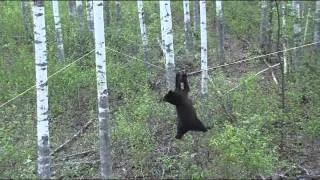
top-left (21, 1), bottom-right (32, 39)
top-left (259, 1), bottom-right (273, 60)
top-left (137, 0), bottom-right (150, 76)
top-left (303, 8), bottom-right (311, 43)
top-left (216, 0), bottom-right (224, 64)
top-left (281, 1), bottom-right (288, 74)
top-left (314, 1), bottom-right (320, 51)
top-left (76, 0), bottom-right (84, 29)
top-left (260, 1), bottom-right (278, 83)
top-left (193, 0), bottom-right (200, 34)
top-left (103, 1), bottom-right (110, 26)
top-left (292, 1), bottom-right (302, 72)
top-left (115, 1), bottom-right (122, 26)
top-left (183, 0), bottom-right (193, 56)
top-left (87, 0), bottom-right (94, 33)
top-left (200, 0), bottom-right (208, 95)
top-left (68, 0), bottom-right (76, 18)
top-left (52, 0), bottom-right (65, 62)
top-left (32, 0), bottom-right (50, 178)
top-left (93, 1), bottom-right (112, 178)
top-left (160, 1), bottom-right (175, 90)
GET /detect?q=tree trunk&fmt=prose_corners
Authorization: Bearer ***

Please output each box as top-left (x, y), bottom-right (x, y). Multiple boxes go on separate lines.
top-left (160, 1), bottom-right (175, 91)
top-left (87, 0), bottom-right (94, 33)
top-left (137, 0), bottom-right (150, 80)
top-left (103, 1), bottom-right (110, 26)
top-left (115, 1), bottom-right (122, 27)
top-left (292, 1), bottom-right (302, 72)
top-left (216, 0), bottom-right (225, 64)
top-left (93, 1), bottom-right (112, 179)
top-left (21, 1), bottom-right (32, 39)
top-left (200, 0), bottom-right (208, 95)
top-left (280, 1), bottom-right (288, 74)
top-left (193, 0), bottom-right (200, 35)
top-left (52, 0), bottom-right (65, 62)
top-left (32, 0), bottom-right (51, 178)
top-left (259, 1), bottom-right (273, 62)
top-left (76, 0), bottom-right (84, 29)
top-left (314, 1), bottom-right (320, 51)
top-left (183, 0), bottom-right (193, 58)
top-left (68, 0), bottom-right (76, 18)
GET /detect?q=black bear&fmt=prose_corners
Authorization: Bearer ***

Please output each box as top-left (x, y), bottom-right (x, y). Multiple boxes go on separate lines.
top-left (163, 72), bottom-right (210, 139)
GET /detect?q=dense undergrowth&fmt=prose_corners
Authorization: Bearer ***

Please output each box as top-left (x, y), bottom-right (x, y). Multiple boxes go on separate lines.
top-left (0, 1), bottom-right (319, 179)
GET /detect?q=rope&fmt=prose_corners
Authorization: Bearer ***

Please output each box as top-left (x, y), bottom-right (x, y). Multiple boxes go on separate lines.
top-left (1, 40), bottom-right (319, 109)
top-left (188, 41), bottom-right (320, 76)
top-left (0, 49), bottom-right (95, 108)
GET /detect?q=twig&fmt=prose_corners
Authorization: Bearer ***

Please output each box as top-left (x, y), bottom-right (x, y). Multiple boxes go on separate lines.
top-left (50, 119), bottom-right (95, 156)
top-left (226, 63), bottom-right (280, 94)
top-left (53, 149), bottom-right (98, 161)
top-left (263, 60), bottom-right (278, 84)
top-left (52, 159), bottom-right (100, 167)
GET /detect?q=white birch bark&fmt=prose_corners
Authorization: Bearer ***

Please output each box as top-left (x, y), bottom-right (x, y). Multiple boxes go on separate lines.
top-left (32, 0), bottom-right (50, 178)
top-left (314, 1), bottom-right (320, 50)
top-left (281, 1), bottom-right (288, 74)
top-left (87, 0), bottom-right (94, 33)
top-left (76, 0), bottom-right (84, 29)
top-left (137, 1), bottom-right (149, 71)
top-left (200, 0), bottom-right (208, 95)
top-left (303, 8), bottom-right (311, 43)
top-left (216, 0), bottom-right (224, 64)
top-left (52, 0), bottom-right (65, 62)
top-left (193, 0), bottom-right (200, 33)
top-left (292, 1), bottom-right (302, 71)
top-left (93, 1), bottom-right (112, 178)
top-left (183, 0), bottom-right (193, 56)
top-left (160, 1), bottom-right (175, 90)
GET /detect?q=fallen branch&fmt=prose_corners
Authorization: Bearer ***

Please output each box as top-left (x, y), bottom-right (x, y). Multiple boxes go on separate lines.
top-left (263, 59), bottom-right (278, 85)
top-left (53, 149), bottom-right (98, 161)
top-left (50, 119), bottom-right (95, 156)
top-left (227, 63), bottom-right (280, 94)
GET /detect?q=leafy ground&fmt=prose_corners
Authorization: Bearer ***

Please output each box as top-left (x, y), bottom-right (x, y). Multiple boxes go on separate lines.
top-left (0, 1), bottom-right (319, 179)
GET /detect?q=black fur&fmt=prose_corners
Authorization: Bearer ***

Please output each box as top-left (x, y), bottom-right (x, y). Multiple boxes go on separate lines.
top-left (163, 72), bottom-right (209, 139)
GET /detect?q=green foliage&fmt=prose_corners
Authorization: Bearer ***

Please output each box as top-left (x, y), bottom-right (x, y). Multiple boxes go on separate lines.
top-left (1, 0), bottom-right (319, 179)
top-left (210, 124), bottom-right (278, 178)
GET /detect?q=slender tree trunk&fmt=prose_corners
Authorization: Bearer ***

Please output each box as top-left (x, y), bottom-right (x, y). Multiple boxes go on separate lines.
top-left (193, 0), bottom-right (200, 35)
top-left (103, 1), bottom-right (110, 26)
top-left (160, 1), bottom-right (175, 90)
top-left (314, 1), bottom-right (320, 51)
top-left (32, 0), bottom-right (50, 178)
top-left (259, 1), bottom-right (273, 61)
top-left (292, 1), bottom-right (302, 72)
top-left (137, 0), bottom-right (150, 79)
top-left (21, 1), bottom-right (32, 39)
top-left (52, 0), bottom-right (65, 62)
top-left (303, 8), bottom-right (311, 43)
top-left (87, 0), bottom-right (94, 33)
top-left (200, 0), bottom-right (208, 95)
top-left (68, 0), bottom-right (76, 18)
top-left (183, 0), bottom-right (193, 57)
top-left (216, 0), bottom-right (225, 64)
top-left (76, 0), bottom-right (84, 29)
top-left (115, 1), bottom-right (121, 27)
top-left (281, 1), bottom-right (288, 74)
top-left (93, 1), bottom-right (112, 178)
